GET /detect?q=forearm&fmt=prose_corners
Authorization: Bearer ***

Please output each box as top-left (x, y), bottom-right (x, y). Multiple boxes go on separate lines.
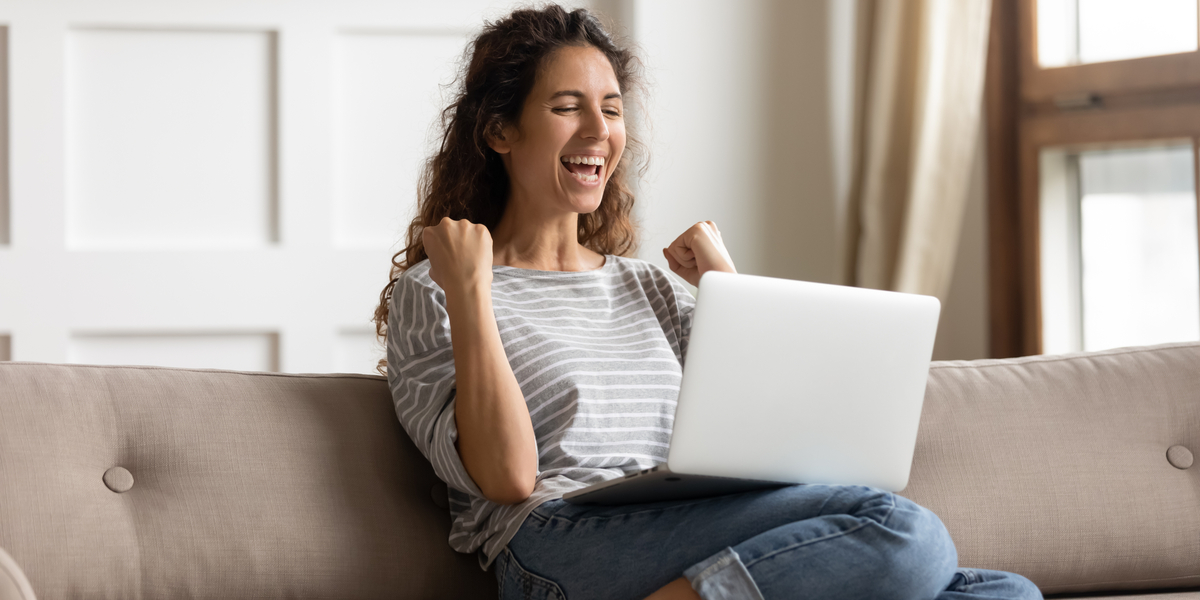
top-left (445, 283), bottom-right (538, 504)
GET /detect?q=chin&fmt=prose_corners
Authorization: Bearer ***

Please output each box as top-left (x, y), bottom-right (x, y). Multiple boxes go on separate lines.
top-left (571, 194), bottom-right (604, 215)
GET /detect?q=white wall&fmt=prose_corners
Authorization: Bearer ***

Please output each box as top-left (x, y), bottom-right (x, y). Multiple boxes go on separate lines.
top-left (931, 137), bottom-right (990, 361)
top-left (0, 0), bottom-right (991, 371)
top-left (627, 0), bottom-right (989, 359)
top-left (631, 0), bottom-right (844, 285)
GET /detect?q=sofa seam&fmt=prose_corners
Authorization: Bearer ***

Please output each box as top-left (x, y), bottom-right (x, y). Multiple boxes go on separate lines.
top-left (7, 344), bottom-right (1194, 379)
top-left (929, 342), bottom-right (1200, 371)
top-left (0, 361), bottom-right (386, 381)
top-left (1040, 573), bottom-right (1200, 592)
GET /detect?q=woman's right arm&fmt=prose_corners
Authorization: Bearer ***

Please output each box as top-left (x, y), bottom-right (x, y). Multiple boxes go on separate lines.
top-left (423, 217), bottom-right (538, 505)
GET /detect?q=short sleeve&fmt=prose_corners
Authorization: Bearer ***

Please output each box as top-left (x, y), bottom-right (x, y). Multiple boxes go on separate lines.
top-left (386, 262), bottom-right (484, 498)
top-left (640, 262), bottom-right (696, 364)
top-left (666, 277), bottom-right (696, 363)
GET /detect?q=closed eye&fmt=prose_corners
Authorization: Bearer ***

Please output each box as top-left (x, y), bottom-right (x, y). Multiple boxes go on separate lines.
top-left (553, 106), bottom-right (621, 118)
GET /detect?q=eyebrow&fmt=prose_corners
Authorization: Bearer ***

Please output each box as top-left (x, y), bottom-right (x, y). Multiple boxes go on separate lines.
top-left (551, 90), bottom-right (622, 100)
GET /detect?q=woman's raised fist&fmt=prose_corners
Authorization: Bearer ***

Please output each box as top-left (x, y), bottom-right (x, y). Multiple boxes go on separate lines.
top-left (423, 217), bottom-right (494, 295)
top-left (662, 221), bottom-right (737, 287)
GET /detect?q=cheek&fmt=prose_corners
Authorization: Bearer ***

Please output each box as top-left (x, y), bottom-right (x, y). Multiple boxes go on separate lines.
top-left (510, 146), bottom-right (555, 182)
top-left (609, 127), bottom-right (628, 171)
top-left (510, 118), bottom-right (571, 179)
top-left (611, 121), bottom-right (627, 154)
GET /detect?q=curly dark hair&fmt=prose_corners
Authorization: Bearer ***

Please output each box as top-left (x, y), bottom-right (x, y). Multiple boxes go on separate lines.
top-left (372, 4), bottom-right (645, 372)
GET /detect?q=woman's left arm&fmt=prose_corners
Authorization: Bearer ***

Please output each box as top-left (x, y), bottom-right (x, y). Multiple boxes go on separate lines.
top-left (662, 221), bottom-right (737, 287)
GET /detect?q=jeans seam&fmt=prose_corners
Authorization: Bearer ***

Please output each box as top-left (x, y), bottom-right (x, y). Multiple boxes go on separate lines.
top-left (844, 489), bottom-right (897, 528)
top-left (501, 547), bottom-right (567, 600)
top-left (693, 551), bottom-right (739, 582)
top-left (688, 549), bottom-right (767, 600)
top-left (741, 494), bottom-right (897, 569)
top-left (877, 492), bottom-right (898, 528)
top-left (742, 520), bottom-right (871, 568)
top-left (525, 509), bottom-right (550, 525)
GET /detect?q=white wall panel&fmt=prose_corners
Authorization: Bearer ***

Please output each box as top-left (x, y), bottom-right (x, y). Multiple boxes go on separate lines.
top-left (4, 0), bottom-right (921, 370)
top-left (0, 0), bottom-right (530, 370)
top-left (68, 332), bottom-right (279, 371)
top-left (332, 31), bottom-right (466, 248)
top-left (334, 329), bottom-right (383, 375)
top-left (0, 26), bottom-right (8, 246)
top-left (65, 28), bottom-right (276, 249)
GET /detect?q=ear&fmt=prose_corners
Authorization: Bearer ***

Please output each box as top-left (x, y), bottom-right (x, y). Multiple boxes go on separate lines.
top-left (486, 121), bottom-right (515, 155)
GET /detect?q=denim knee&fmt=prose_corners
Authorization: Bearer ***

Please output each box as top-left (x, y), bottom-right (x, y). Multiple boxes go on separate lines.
top-left (877, 495), bottom-right (959, 597)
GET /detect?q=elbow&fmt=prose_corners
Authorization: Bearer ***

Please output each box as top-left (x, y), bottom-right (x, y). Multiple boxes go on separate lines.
top-left (480, 474), bottom-right (536, 505)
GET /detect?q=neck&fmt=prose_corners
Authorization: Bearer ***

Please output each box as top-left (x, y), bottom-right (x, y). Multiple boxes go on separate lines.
top-left (491, 191), bottom-right (603, 272)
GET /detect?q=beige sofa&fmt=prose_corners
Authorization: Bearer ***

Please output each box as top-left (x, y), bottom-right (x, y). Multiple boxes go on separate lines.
top-left (0, 342), bottom-right (1197, 599)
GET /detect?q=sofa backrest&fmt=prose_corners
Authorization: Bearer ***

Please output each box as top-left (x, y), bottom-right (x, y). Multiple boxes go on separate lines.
top-left (902, 342), bottom-right (1200, 596)
top-left (2, 343), bottom-right (1198, 598)
top-left (0, 363), bottom-right (496, 599)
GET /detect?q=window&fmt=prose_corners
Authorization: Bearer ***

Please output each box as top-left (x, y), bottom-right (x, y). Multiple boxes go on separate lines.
top-left (1037, 0), bottom-right (1198, 67)
top-left (985, 0), bottom-right (1200, 356)
top-left (1039, 143), bottom-right (1198, 353)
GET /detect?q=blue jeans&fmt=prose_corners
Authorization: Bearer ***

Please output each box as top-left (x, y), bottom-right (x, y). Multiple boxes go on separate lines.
top-left (494, 485), bottom-right (1041, 600)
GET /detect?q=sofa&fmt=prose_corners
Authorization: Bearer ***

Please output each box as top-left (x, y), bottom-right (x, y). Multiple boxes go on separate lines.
top-left (0, 341), bottom-right (1197, 599)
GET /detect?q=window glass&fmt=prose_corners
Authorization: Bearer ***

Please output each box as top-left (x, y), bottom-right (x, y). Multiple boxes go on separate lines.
top-left (1078, 144), bottom-right (1198, 351)
top-left (1040, 143), bottom-right (1199, 353)
top-left (1038, 0), bottom-right (1198, 67)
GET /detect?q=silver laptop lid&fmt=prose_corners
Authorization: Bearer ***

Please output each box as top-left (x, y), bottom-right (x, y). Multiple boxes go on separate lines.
top-left (666, 271), bottom-right (940, 492)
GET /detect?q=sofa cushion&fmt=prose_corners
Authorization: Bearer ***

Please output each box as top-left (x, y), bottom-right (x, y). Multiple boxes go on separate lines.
top-left (903, 342), bottom-right (1200, 596)
top-left (0, 363), bottom-right (496, 599)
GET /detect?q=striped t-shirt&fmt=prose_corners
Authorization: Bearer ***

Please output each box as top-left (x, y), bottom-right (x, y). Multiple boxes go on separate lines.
top-left (386, 254), bottom-right (695, 569)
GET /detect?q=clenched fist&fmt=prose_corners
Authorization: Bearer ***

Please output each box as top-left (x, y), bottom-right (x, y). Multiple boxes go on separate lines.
top-left (423, 217), bottom-right (494, 296)
top-left (663, 221), bottom-right (737, 287)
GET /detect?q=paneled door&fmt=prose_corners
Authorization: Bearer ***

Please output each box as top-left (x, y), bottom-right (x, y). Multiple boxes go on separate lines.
top-left (0, 0), bottom-right (561, 373)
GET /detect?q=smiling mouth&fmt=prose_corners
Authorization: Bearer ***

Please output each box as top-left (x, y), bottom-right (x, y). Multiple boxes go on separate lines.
top-left (561, 155), bottom-right (604, 184)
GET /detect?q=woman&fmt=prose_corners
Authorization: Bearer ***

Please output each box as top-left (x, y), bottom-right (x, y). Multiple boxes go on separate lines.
top-left (374, 5), bottom-right (1041, 600)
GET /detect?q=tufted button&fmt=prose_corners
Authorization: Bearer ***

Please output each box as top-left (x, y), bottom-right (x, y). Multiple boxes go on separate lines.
top-left (103, 466), bottom-right (134, 493)
top-left (1166, 446), bottom-right (1193, 470)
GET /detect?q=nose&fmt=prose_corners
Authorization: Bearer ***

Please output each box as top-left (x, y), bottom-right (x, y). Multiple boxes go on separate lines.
top-left (580, 105), bottom-right (609, 142)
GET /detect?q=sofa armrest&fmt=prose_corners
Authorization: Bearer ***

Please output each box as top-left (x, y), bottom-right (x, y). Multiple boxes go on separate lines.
top-left (0, 546), bottom-right (36, 600)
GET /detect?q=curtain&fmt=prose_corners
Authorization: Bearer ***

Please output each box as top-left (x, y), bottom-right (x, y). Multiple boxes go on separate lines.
top-left (844, 0), bottom-right (992, 299)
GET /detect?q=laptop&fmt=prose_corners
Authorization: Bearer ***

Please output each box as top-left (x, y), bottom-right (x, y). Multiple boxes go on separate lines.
top-left (563, 271), bottom-right (941, 505)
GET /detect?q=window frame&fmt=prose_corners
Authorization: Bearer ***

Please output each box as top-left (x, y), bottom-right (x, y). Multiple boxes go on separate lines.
top-left (987, 0), bottom-right (1200, 357)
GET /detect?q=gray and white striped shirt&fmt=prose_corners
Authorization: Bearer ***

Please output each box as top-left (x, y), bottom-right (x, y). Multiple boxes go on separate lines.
top-left (386, 255), bottom-right (695, 569)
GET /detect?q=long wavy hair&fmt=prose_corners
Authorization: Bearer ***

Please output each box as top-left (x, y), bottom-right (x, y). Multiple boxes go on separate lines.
top-left (372, 4), bottom-right (645, 373)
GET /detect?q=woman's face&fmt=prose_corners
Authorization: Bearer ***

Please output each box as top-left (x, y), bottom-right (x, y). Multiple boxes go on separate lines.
top-left (492, 44), bottom-right (626, 217)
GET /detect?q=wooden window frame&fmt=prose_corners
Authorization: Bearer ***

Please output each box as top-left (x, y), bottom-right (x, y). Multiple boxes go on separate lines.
top-left (987, 0), bottom-right (1200, 357)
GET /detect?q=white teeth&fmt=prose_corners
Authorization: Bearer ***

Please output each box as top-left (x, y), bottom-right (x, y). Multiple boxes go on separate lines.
top-left (569, 171), bottom-right (599, 183)
top-left (562, 155), bottom-right (605, 166)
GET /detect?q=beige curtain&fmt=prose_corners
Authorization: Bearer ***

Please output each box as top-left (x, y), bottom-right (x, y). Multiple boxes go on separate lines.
top-left (844, 0), bottom-right (992, 299)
